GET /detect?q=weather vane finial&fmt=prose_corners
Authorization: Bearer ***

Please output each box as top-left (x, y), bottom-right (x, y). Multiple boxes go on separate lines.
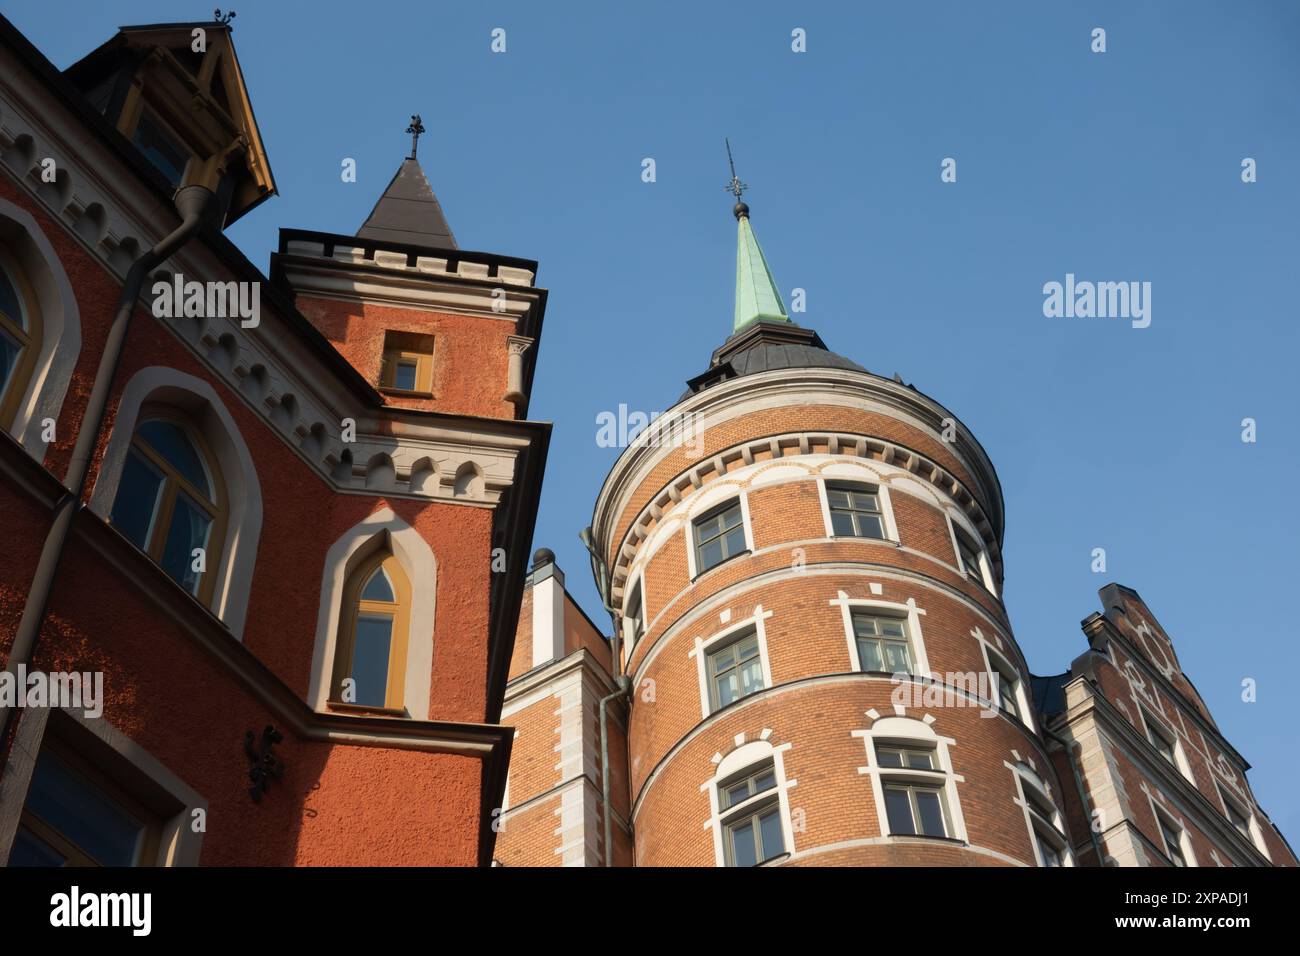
top-left (213, 9), bottom-right (236, 25)
top-left (724, 137), bottom-right (750, 219)
top-left (406, 115), bottom-right (425, 160)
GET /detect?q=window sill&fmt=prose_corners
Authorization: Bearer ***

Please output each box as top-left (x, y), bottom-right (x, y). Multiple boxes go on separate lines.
top-left (882, 833), bottom-right (966, 847)
top-left (830, 534), bottom-right (899, 547)
top-left (691, 549), bottom-right (751, 582)
top-left (326, 701), bottom-right (410, 718)
top-left (379, 387), bottom-right (435, 400)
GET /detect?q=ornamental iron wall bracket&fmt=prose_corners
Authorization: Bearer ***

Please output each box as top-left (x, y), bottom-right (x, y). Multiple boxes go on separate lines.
top-left (244, 725), bottom-right (284, 803)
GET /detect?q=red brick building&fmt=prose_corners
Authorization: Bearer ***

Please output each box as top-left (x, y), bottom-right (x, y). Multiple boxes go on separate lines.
top-left (0, 16), bottom-right (547, 866)
top-left (499, 195), bottom-right (1295, 868)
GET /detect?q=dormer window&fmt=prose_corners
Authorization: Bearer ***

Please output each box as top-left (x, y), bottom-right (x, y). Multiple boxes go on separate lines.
top-left (131, 108), bottom-right (191, 187)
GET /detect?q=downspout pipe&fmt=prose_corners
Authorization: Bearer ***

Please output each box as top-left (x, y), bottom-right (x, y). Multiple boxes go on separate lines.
top-left (1, 184), bottom-right (222, 753)
top-left (599, 675), bottom-right (631, 867)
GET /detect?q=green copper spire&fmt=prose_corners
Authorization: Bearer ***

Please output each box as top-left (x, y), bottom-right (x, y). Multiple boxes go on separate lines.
top-left (725, 139), bottom-right (789, 332)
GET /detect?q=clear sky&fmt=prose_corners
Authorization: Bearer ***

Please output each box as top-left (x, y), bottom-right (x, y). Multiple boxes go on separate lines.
top-left (8, 1), bottom-right (1297, 837)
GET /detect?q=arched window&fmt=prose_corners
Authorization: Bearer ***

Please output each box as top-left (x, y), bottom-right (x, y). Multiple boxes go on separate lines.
top-left (0, 248), bottom-right (41, 429)
top-left (329, 552), bottom-right (412, 710)
top-left (109, 415), bottom-right (226, 601)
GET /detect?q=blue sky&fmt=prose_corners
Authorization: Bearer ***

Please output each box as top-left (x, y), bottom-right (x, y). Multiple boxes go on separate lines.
top-left (9, 1), bottom-right (1297, 836)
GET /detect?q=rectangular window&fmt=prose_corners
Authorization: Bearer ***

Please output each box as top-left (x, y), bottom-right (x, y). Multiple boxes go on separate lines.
top-left (624, 580), bottom-right (644, 645)
top-left (707, 629), bottom-right (764, 711)
top-left (1145, 712), bottom-right (1177, 765)
top-left (953, 526), bottom-right (985, 585)
top-left (852, 613), bottom-right (913, 674)
top-left (827, 482), bottom-right (886, 539)
top-left (875, 746), bottom-right (934, 771)
top-left (693, 499), bottom-right (746, 574)
top-left (132, 109), bottom-right (191, 187)
top-left (379, 331), bottom-right (435, 394)
top-left (1159, 815), bottom-right (1187, 867)
top-left (720, 763), bottom-right (784, 866)
top-left (1218, 787), bottom-right (1251, 839)
top-left (1035, 830), bottom-right (1064, 867)
top-left (987, 654), bottom-right (1021, 720)
top-left (8, 747), bottom-right (161, 867)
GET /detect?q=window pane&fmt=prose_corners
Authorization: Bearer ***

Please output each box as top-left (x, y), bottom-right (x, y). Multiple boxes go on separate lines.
top-left (110, 450), bottom-right (165, 549)
top-left (360, 566), bottom-right (395, 602)
top-left (736, 633), bottom-right (760, 661)
top-left (879, 619), bottom-right (906, 638)
top-left (830, 510), bottom-right (855, 537)
top-left (722, 781), bottom-right (749, 810)
top-left (855, 514), bottom-right (885, 539)
top-left (905, 750), bottom-right (934, 770)
top-left (723, 525), bottom-right (747, 558)
top-left (915, 789), bottom-right (947, 837)
top-left (350, 613), bottom-right (394, 707)
top-left (827, 489), bottom-right (850, 509)
top-left (857, 638), bottom-right (884, 672)
top-left (7, 825), bottom-right (68, 867)
top-left (729, 819), bottom-right (758, 868)
top-left (132, 113), bottom-right (189, 186)
top-left (852, 615), bottom-right (879, 637)
top-left (0, 326), bottom-right (20, 396)
top-left (758, 807), bottom-right (785, 860)
top-left (884, 787), bottom-right (915, 835)
top-left (714, 670), bottom-right (739, 708)
top-left (393, 361), bottom-right (418, 391)
top-left (0, 265), bottom-right (23, 325)
top-left (738, 658), bottom-right (764, 698)
top-left (710, 646), bottom-right (736, 673)
top-left (1037, 833), bottom-right (1062, 867)
top-left (884, 641), bottom-right (912, 674)
top-left (22, 752), bottom-right (144, 866)
top-left (718, 504), bottom-right (742, 531)
top-left (159, 492), bottom-right (212, 594)
top-left (136, 420), bottom-right (211, 498)
top-left (699, 538), bottom-right (723, 572)
top-left (876, 748), bottom-right (903, 769)
top-left (754, 770), bottom-right (776, 794)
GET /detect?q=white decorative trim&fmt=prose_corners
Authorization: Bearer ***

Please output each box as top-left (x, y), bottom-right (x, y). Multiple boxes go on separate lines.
top-left (830, 589), bottom-right (931, 677)
top-left (852, 711), bottom-right (969, 843)
top-left (1006, 759), bottom-right (1074, 866)
top-left (688, 607), bottom-right (775, 719)
top-left (0, 196), bottom-right (81, 455)
top-left (307, 506), bottom-right (437, 719)
top-left (87, 366), bottom-right (262, 640)
top-left (700, 736), bottom-right (797, 867)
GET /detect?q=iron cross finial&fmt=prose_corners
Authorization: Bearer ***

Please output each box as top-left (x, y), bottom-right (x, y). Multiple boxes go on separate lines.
top-left (406, 115), bottom-right (425, 160)
top-left (213, 9), bottom-right (236, 25)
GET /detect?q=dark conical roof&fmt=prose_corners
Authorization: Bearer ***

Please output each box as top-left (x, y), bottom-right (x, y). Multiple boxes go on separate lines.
top-left (357, 158), bottom-right (457, 249)
top-left (682, 320), bottom-right (866, 399)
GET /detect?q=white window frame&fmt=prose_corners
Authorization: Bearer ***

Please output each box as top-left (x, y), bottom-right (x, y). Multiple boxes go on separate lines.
top-left (1007, 761), bottom-right (1074, 867)
top-left (1139, 707), bottom-right (1195, 785)
top-left (816, 477), bottom-right (900, 543)
top-left (689, 608), bottom-right (775, 719)
top-left (1217, 784), bottom-right (1270, 859)
top-left (853, 715), bottom-right (968, 843)
top-left (621, 569), bottom-right (646, 653)
top-left (682, 485), bottom-right (755, 580)
top-left (831, 591), bottom-right (931, 678)
top-left (1150, 798), bottom-right (1197, 867)
top-left (946, 514), bottom-right (996, 595)
top-left (701, 738), bottom-right (797, 867)
top-left (978, 639), bottom-right (1034, 732)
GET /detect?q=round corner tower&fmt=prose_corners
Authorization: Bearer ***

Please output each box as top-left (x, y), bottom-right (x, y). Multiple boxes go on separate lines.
top-left (591, 198), bottom-right (1077, 867)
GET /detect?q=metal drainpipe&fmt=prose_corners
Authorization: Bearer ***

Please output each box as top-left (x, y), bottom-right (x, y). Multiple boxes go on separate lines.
top-left (0, 184), bottom-right (221, 759)
top-left (599, 675), bottom-right (631, 867)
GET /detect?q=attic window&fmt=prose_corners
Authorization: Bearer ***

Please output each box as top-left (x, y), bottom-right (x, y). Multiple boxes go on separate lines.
top-left (132, 109), bottom-right (191, 187)
top-left (379, 332), bottom-right (434, 395)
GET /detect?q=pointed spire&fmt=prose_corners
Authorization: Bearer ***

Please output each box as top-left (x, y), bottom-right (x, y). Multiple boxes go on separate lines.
top-left (725, 141), bottom-right (788, 331)
top-left (357, 120), bottom-right (456, 249)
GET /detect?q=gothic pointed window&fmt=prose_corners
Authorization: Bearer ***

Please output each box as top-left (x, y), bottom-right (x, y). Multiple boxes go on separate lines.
top-left (110, 416), bottom-right (226, 601)
top-left (330, 553), bottom-right (412, 710)
top-left (0, 249), bottom-right (41, 429)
